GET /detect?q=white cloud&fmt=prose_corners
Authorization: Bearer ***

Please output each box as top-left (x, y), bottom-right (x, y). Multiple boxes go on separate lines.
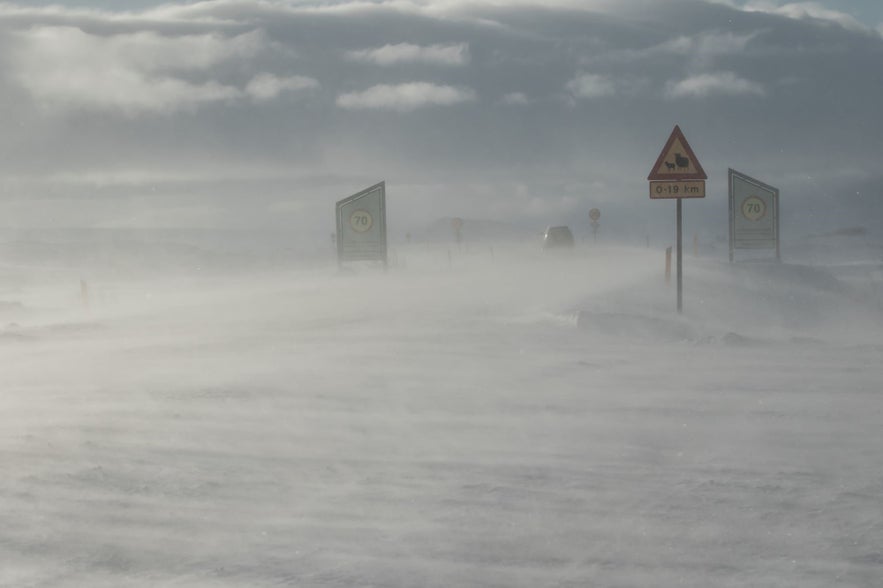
top-left (15, 26), bottom-right (264, 72)
top-left (593, 31), bottom-right (758, 68)
top-left (5, 26), bottom-right (313, 114)
top-left (336, 82), bottom-right (476, 111)
top-left (665, 71), bottom-right (765, 98)
top-left (665, 31), bottom-right (758, 66)
top-left (245, 73), bottom-right (319, 101)
top-left (346, 42), bottom-right (470, 66)
top-left (742, 2), bottom-right (870, 33)
top-left (501, 92), bottom-right (530, 105)
top-left (148, 0), bottom-right (619, 19)
top-left (566, 73), bottom-right (615, 99)
top-left (7, 27), bottom-right (266, 114)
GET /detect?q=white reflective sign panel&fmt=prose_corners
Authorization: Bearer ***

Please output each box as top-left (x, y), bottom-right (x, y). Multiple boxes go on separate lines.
top-left (730, 169), bottom-right (778, 251)
top-left (336, 182), bottom-right (387, 264)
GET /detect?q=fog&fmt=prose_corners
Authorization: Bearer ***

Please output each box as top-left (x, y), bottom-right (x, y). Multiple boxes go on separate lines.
top-left (2, 0), bottom-right (883, 585)
top-left (1, 231), bottom-right (881, 586)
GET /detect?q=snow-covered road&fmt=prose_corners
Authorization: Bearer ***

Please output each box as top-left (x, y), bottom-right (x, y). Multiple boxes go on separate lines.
top-left (2, 245), bottom-right (881, 586)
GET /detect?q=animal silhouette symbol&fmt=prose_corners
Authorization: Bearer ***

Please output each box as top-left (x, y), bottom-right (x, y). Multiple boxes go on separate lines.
top-left (674, 153), bottom-right (690, 169)
top-left (664, 162), bottom-right (676, 171)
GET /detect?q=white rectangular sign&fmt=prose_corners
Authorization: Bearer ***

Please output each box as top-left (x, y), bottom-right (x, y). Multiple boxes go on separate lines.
top-left (729, 169), bottom-right (779, 260)
top-left (336, 182), bottom-right (387, 265)
top-left (650, 180), bottom-right (706, 199)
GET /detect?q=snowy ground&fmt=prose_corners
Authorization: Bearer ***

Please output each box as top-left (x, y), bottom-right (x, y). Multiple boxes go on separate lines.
top-left (1, 242), bottom-right (882, 587)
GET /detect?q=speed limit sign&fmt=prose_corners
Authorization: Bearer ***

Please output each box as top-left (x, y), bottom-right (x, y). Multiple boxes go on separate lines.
top-left (741, 196), bottom-right (766, 221)
top-left (349, 209), bottom-right (373, 232)
top-left (336, 181), bottom-right (387, 266)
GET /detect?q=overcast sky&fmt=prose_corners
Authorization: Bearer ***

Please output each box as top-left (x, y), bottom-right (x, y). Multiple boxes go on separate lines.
top-left (0, 0), bottom-right (881, 241)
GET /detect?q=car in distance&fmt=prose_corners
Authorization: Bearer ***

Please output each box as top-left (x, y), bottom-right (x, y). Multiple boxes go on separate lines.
top-left (543, 226), bottom-right (575, 249)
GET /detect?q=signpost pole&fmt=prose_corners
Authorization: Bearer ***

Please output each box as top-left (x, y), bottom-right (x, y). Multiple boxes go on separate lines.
top-left (676, 199), bottom-right (683, 313)
top-left (728, 169), bottom-right (735, 263)
top-left (775, 192), bottom-right (781, 262)
top-left (588, 209), bottom-right (601, 243)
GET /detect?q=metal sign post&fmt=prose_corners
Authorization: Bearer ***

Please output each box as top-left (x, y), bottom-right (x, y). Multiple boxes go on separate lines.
top-left (451, 217), bottom-right (464, 249)
top-left (648, 126), bottom-right (707, 314)
top-left (589, 208), bottom-right (600, 242)
top-left (677, 199), bottom-right (683, 312)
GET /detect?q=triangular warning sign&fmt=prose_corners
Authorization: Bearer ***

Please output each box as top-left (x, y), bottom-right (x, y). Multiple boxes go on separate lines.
top-left (647, 125), bottom-right (707, 180)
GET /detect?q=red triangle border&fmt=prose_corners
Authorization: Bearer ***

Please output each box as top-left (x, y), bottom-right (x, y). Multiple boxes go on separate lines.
top-left (647, 125), bottom-right (708, 181)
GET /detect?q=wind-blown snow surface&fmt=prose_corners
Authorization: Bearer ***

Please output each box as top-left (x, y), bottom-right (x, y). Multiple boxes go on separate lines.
top-left (1, 242), bottom-right (882, 587)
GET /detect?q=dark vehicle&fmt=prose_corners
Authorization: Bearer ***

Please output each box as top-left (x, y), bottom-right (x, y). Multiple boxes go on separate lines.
top-left (543, 226), bottom-right (574, 249)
